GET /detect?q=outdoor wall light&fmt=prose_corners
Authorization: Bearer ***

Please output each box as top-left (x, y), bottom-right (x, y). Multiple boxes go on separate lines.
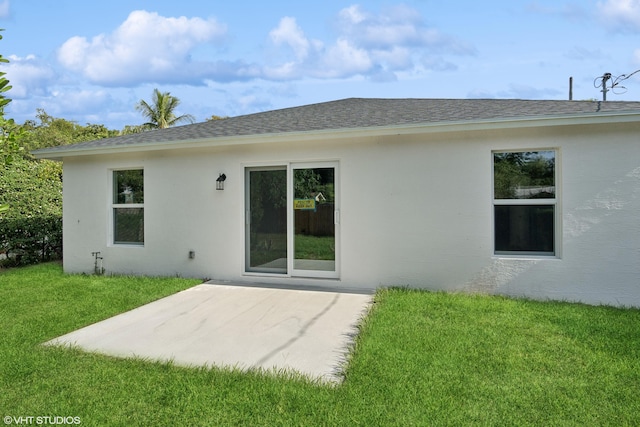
top-left (216, 173), bottom-right (226, 190)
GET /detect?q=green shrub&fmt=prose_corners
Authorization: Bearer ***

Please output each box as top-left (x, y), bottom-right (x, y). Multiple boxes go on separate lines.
top-left (0, 156), bottom-right (63, 266)
top-left (0, 216), bottom-right (62, 266)
top-left (0, 158), bottom-right (62, 219)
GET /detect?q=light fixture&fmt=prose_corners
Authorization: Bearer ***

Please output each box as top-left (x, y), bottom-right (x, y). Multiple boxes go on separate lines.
top-left (216, 173), bottom-right (226, 190)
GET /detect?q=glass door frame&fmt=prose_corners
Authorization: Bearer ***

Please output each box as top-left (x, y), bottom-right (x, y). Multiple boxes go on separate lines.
top-left (244, 165), bottom-right (288, 275)
top-left (244, 161), bottom-right (340, 279)
top-left (289, 161), bottom-right (340, 279)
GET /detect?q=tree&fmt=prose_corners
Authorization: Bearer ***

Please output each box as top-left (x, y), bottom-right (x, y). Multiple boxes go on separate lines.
top-left (21, 109), bottom-right (118, 152)
top-left (0, 157), bottom-right (61, 219)
top-left (135, 89), bottom-right (195, 129)
top-left (207, 114), bottom-right (228, 121)
top-left (494, 152), bottom-right (555, 199)
top-left (120, 124), bottom-right (147, 135)
top-left (0, 29), bottom-right (24, 213)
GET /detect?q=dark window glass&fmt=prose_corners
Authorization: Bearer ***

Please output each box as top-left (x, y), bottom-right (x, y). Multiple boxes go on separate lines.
top-left (114, 208), bottom-right (144, 244)
top-left (247, 169), bottom-right (287, 272)
top-left (494, 205), bottom-right (554, 254)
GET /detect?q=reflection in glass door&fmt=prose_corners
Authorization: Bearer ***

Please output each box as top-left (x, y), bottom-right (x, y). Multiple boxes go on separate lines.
top-left (245, 163), bottom-right (338, 278)
top-left (293, 166), bottom-right (337, 276)
top-left (245, 168), bottom-right (287, 273)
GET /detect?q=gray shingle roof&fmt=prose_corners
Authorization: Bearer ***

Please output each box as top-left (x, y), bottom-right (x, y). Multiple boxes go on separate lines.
top-left (33, 98), bottom-right (640, 156)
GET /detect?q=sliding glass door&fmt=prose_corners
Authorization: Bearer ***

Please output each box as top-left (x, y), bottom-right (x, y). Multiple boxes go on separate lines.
top-left (245, 163), bottom-right (339, 278)
top-left (292, 165), bottom-right (337, 276)
top-left (245, 167), bottom-right (287, 274)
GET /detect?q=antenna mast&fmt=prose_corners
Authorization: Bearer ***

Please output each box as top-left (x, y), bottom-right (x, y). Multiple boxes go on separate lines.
top-left (594, 69), bottom-right (640, 101)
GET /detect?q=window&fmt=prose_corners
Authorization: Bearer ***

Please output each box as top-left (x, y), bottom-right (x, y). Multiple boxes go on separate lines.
top-left (112, 169), bottom-right (144, 245)
top-left (493, 150), bottom-right (556, 256)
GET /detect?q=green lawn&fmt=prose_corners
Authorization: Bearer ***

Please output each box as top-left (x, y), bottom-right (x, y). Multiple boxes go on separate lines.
top-left (1, 263), bottom-right (639, 426)
top-left (295, 234), bottom-right (335, 260)
top-left (249, 233), bottom-right (335, 266)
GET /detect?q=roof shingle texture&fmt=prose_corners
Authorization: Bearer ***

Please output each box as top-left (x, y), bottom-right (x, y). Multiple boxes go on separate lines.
top-left (36, 98), bottom-right (640, 153)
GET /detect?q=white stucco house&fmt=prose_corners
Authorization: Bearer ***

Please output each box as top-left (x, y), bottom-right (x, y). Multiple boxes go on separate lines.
top-left (33, 98), bottom-right (640, 307)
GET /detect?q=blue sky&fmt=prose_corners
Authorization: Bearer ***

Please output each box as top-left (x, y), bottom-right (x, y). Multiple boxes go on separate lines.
top-left (1, 0), bottom-right (640, 129)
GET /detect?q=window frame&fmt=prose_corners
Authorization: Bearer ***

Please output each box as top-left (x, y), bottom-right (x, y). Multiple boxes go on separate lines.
top-left (492, 149), bottom-right (560, 258)
top-left (110, 168), bottom-right (145, 246)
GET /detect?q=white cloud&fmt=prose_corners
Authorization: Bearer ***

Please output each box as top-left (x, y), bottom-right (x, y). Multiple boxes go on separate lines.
top-left (53, 5), bottom-right (474, 88)
top-left (337, 4), bottom-right (474, 54)
top-left (318, 38), bottom-right (372, 78)
top-left (526, 2), bottom-right (589, 21)
top-left (1, 55), bottom-right (56, 98)
top-left (57, 36), bottom-right (91, 71)
top-left (265, 5), bottom-right (474, 82)
top-left (263, 61), bottom-right (299, 80)
top-left (18, 88), bottom-right (127, 127)
top-left (48, 89), bottom-right (112, 115)
top-left (338, 4), bottom-right (367, 25)
top-left (269, 17), bottom-right (312, 60)
top-left (264, 29), bottom-right (373, 80)
top-left (372, 46), bottom-right (412, 70)
top-left (21, 4), bottom-right (478, 127)
top-left (420, 56), bottom-right (458, 72)
top-left (597, 0), bottom-right (640, 32)
top-left (0, 0), bottom-right (10, 19)
top-left (57, 10), bottom-right (229, 86)
top-left (5, 85), bottom-right (118, 127)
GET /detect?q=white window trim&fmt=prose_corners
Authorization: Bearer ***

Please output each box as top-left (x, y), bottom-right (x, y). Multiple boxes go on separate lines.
top-left (109, 168), bottom-right (145, 247)
top-left (492, 149), bottom-right (561, 259)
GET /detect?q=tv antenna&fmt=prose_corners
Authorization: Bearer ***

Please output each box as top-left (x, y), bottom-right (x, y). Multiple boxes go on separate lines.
top-left (594, 69), bottom-right (640, 101)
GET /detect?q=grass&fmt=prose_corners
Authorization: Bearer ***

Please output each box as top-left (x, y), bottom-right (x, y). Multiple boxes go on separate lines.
top-left (249, 233), bottom-right (335, 267)
top-left (294, 234), bottom-right (334, 260)
top-left (1, 263), bottom-right (639, 426)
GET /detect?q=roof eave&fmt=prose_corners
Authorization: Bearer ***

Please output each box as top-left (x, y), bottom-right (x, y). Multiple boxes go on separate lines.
top-left (32, 110), bottom-right (640, 161)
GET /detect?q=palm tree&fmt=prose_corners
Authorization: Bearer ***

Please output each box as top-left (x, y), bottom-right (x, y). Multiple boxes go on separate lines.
top-left (135, 89), bottom-right (196, 129)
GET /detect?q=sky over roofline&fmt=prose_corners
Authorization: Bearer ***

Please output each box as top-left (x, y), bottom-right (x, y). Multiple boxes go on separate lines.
top-left (49, 7), bottom-right (476, 87)
top-left (1, 0), bottom-right (640, 130)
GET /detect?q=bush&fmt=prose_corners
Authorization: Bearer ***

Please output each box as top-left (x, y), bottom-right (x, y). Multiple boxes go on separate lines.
top-left (0, 157), bottom-right (63, 266)
top-left (0, 158), bottom-right (62, 219)
top-left (0, 216), bottom-right (62, 266)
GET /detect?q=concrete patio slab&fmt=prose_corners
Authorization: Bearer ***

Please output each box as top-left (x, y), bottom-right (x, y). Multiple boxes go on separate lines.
top-left (45, 283), bottom-right (373, 382)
